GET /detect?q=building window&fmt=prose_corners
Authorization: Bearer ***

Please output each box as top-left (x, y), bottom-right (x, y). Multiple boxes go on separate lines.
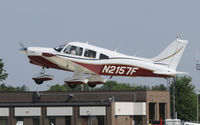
top-left (49, 117), bottom-right (56, 125)
top-left (65, 117), bottom-right (71, 125)
top-left (33, 117), bottom-right (40, 125)
top-left (149, 103), bottom-right (156, 123)
top-left (159, 103), bottom-right (166, 120)
top-left (0, 119), bottom-right (8, 125)
top-left (98, 116), bottom-right (104, 125)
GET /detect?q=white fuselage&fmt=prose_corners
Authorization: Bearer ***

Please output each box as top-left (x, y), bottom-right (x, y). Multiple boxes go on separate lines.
top-left (25, 42), bottom-right (176, 78)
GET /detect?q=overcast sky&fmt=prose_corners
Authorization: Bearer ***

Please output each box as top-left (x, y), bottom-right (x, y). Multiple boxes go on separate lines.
top-left (0, 0), bottom-right (200, 91)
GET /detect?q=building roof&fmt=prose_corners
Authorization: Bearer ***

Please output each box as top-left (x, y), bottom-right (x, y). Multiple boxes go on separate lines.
top-left (0, 90), bottom-right (169, 107)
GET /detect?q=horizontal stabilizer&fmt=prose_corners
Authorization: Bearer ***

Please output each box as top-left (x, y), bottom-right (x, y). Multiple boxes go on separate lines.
top-left (153, 71), bottom-right (188, 76)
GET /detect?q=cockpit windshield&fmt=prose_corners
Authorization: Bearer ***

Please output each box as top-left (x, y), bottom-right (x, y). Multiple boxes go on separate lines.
top-left (54, 44), bottom-right (66, 52)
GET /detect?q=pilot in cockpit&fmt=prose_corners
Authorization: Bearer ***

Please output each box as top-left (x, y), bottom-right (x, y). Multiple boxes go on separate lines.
top-left (70, 46), bottom-right (77, 55)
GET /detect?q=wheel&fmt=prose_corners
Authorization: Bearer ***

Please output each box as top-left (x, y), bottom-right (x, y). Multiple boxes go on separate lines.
top-left (67, 84), bottom-right (77, 88)
top-left (34, 80), bottom-right (44, 85)
top-left (88, 84), bottom-right (96, 88)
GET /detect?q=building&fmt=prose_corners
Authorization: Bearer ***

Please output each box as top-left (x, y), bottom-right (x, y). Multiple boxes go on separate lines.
top-left (0, 90), bottom-right (170, 125)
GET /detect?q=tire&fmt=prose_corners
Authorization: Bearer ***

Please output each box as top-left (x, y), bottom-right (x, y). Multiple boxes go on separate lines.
top-left (88, 84), bottom-right (96, 88)
top-left (34, 80), bottom-right (44, 85)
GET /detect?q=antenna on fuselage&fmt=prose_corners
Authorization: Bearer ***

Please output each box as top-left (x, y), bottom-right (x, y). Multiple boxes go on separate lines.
top-left (114, 48), bottom-right (118, 52)
top-left (176, 35), bottom-right (179, 40)
top-left (133, 50), bottom-right (141, 56)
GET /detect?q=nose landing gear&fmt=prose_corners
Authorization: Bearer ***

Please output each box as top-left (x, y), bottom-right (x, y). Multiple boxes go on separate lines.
top-left (32, 67), bottom-right (53, 85)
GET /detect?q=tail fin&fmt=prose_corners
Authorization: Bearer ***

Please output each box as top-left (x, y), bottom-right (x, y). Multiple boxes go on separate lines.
top-left (152, 38), bottom-right (188, 70)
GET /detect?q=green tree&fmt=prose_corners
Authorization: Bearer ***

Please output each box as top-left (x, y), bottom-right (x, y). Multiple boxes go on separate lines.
top-left (48, 84), bottom-right (90, 91)
top-left (98, 81), bottom-right (118, 90)
top-left (170, 76), bottom-right (196, 121)
top-left (67, 84), bottom-right (90, 91)
top-left (19, 85), bottom-right (29, 91)
top-left (134, 85), bottom-right (150, 91)
top-left (0, 84), bottom-right (28, 92)
top-left (96, 81), bottom-right (150, 91)
top-left (48, 84), bottom-right (68, 91)
top-left (47, 80), bottom-right (166, 92)
top-left (112, 83), bottom-right (133, 90)
top-left (0, 59), bottom-right (8, 82)
top-left (152, 84), bottom-right (167, 91)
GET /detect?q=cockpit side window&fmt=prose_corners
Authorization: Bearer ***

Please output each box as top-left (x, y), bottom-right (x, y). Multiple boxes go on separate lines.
top-left (84, 49), bottom-right (96, 58)
top-left (63, 45), bottom-right (83, 56)
top-left (100, 53), bottom-right (109, 59)
top-left (54, 44), bottom-right (65, 52)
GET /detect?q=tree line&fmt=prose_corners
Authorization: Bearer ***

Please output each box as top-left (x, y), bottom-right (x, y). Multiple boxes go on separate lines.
top-left (47, 80), bottom-right (168, 91)
top-left (0, 58), bottom-right (199, 121)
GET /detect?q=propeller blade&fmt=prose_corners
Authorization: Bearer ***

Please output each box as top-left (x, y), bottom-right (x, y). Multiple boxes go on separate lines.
top-left (19, 41), bottom-right (25, 48)
top-left (19, 41), bottom-right (27, 54)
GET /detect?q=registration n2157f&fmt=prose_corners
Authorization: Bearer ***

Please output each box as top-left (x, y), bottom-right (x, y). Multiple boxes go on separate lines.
top-left (101, 65), bottom-right (139, 75)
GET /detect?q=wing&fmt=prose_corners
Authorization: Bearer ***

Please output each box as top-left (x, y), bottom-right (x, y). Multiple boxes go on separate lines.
top-left (42, 53), bottom-right (95, 75)
top-left (42, 53), bottom-right (107, 86)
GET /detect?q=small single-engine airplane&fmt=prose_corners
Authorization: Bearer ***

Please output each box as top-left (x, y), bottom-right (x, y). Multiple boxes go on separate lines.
top-left (20, 37), bottom-right (188, 88)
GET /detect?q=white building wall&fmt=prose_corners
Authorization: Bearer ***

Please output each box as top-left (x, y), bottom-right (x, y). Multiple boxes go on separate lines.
top-left (133, 102), bottom-right (146, 115)
top-left (115, 102), bottom-right (134, 115)
top-left (80, 106), bottom-right (106, 116)
top-left (47, 107), bottom-right (73, 116)
top-left (115, 102), bottom-right (146, 116)
top-left (0, 108), bottom-right (9, 116)
top-left (15, 107), bottom-right (41, 116)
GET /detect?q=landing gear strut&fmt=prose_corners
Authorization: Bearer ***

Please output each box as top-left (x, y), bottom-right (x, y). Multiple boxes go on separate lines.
top-left (34, 67), bottom-right (45, 84)
top-left (41, 67), bottom-right (45, 74)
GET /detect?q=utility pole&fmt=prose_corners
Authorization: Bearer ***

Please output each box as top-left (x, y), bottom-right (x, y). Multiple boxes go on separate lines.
top-left (173, 76), bottom-right (177, 119)
top-left (197, 92), bottom-right (199, 123)
top-left (166, 78), bottom-right (176, 119)
top-left (196, 49), bottom-right (200, 123)
top-left (195, 90), bottom-right (200, 123)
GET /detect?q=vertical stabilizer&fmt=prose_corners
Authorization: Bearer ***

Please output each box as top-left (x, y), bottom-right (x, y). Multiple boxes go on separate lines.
top-left (152, 38), bottom-right (188, 70)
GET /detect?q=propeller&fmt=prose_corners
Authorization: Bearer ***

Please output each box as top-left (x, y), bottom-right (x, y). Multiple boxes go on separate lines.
top-left (19, 41), bottom-right (27, 54)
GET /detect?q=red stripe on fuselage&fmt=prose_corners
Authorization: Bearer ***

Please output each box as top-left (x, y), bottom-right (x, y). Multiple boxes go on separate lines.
top-left (73, 61), bottom-right (103, 74)
top-left (73, 62), bottom-right (167, 77)
top-left (28, 55), bottom-right (168, 78)
top-left (28, 56), bottom-right (62, 69)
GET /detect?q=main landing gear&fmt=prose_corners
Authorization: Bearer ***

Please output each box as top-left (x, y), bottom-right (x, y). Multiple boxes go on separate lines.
top-left (32, 67), bottom-right (54, 85)
top-left (88, 84), bottom-right (97, 88)
top-left (64, 77), bottom-right (88, 88)
top-left (64, 75), bottom-right (107, 88)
